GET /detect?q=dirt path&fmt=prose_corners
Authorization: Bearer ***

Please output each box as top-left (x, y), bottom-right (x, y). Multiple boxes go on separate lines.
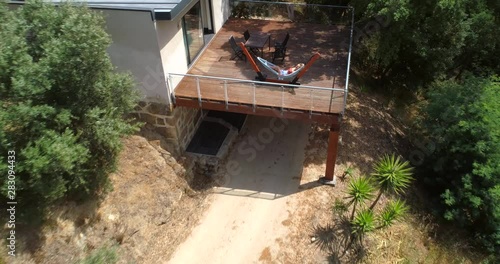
top-left (168, 116), bottom-right (310, 264)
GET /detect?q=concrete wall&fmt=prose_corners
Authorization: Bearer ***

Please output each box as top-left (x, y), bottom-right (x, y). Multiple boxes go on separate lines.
top-left (9, 2), bottom-right (219, 154)
top-left (101, 9), bottom-right (169, 105)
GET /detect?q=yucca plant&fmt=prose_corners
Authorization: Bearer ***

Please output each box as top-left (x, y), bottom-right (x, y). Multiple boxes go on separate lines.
top-left (344, 208), bottom-right (375, 251)
top-left (370, 154), bottom-right (414, 210)
top-left (376, 199), bottom-right (409, 229)
top-left (341, 165), bottom-right (355, 181)
top-left (351, 209), bottom-right (375, 236)
top-left (346, 177), bottom-right (375, 220)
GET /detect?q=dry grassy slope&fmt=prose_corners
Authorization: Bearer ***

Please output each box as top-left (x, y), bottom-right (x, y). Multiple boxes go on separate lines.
top-left (7, 134), bottom-right (211, 264)
top-left (2, 87), bottom-right (484, 263)
top-left (270, 87), bottom-right (482, 263)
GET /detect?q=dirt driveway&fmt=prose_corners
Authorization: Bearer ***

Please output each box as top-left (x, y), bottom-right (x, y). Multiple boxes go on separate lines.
top-left (168, 116), bottom-right (311, 264)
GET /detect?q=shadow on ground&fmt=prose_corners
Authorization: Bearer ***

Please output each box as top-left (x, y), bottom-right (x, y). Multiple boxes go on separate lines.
top-left (211, 115), bottom-right (316, 200)
top-left (310, 216), bottom-right (370, 264)
top-left (303, 83), bottom-right (411, 177)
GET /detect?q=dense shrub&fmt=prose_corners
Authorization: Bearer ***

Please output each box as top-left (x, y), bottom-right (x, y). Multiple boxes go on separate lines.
top-left (419, 76), bottom-right (500, 252)
top-left (0, 1), bottom-right (139, 220)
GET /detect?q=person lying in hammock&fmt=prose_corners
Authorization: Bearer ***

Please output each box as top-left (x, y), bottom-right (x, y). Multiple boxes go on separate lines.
top-left (270, 63), bottom-right (305, 76)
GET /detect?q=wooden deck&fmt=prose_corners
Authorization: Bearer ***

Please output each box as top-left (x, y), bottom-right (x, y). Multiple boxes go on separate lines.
top-left (173, 18), bottom-right (350, 122)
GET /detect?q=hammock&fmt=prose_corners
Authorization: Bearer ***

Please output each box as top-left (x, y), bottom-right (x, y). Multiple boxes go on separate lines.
top-left (256, 57), bottom-right (305, 80)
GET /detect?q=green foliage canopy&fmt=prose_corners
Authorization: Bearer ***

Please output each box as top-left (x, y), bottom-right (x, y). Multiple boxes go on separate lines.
top-left (307, 0), bottom-right (500, 255)
top-left (352, 0), bottom-right (500, 89)
top-left (420, 76), bottom-right (500, 252)
top-left (0, 1), bottom-right (139, 219)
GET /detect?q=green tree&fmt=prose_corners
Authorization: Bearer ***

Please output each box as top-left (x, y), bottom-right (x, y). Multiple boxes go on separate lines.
top-left (352, 0), bottom-right (500, 91)
top-left (346, 176), bottom-right (375, 220)
top-left (419, 75), bottom-right (500, 252)
top-left (370, 154), bottom-right (413, 210)
top-left (0, 0), bottom-right (139, 221)
top-left (453, 0), bottom-right (500, 77)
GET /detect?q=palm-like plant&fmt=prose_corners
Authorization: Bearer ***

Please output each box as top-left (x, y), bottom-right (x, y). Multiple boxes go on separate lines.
top-left (346, 177), bottom-right (375, 220)
top-left (341, 165), bottom-right (354, 181)
top-left (344, 208), bottom-right (375, 251)
top-left (370, 154), bottom-right (413, 210)
top-left (351, 209), bottom-right (375, 236)
top-left (376, 199), bottom-right (409, 229)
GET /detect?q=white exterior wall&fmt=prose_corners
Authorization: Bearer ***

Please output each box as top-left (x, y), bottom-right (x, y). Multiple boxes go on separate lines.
top-left (155, 19), bottom-right (189, 92)
top-left (101, 9), bottom-right (169, 105)
top-left (156, 0), bottom-right (231, 98)
top-left (212, 0), bottom-right (231, 32)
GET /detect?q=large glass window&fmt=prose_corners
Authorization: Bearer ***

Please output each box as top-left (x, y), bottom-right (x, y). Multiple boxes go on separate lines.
top-left (182, 1), bottom-right (204, 64)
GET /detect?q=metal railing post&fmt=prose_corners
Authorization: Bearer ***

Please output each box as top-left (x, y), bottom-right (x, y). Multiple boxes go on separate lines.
top-left (342, 7), bottom-right (355, 116)
top-left (196, 77), bottom-right (202, 107)
top-left (329, 76), bottom-right (335, 113)
top-left (224, 80), bottom-right (228, 110)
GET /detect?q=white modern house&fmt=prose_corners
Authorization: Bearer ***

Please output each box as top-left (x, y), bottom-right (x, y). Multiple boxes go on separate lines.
top-left (91, 0), bottom-right (230, 153)
top-left (9, 0), bottom-right (230, 102)
top-left (11, 0), bottom-right (232, 154)
top-left (9, 0), bottom-right (230, 151)
top-left (85, 0), bottom-right (231, 106)
top-left (77, 0), bottom-right (232, 153)
top-left (8, 0), bottom-right (354, 182)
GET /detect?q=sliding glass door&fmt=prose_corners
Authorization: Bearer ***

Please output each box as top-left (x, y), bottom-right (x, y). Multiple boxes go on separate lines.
top-left (182, 1), bottom-right (204, 64)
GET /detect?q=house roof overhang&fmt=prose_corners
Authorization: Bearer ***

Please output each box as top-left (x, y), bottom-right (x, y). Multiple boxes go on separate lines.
top-left (7, 0), bottom-right (196, 20)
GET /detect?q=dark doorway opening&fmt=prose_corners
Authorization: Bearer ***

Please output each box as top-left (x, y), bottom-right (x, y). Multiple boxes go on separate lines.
top-left (186, 111), bottom-right (247, 156)
top-left (206, 111), bottom-right (247, 131)
top-left (186, 121), bottom-right (229, 155)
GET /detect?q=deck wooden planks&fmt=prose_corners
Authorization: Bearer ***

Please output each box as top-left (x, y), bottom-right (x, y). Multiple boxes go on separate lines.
top-left (174, 18), bottom-right (350, 115)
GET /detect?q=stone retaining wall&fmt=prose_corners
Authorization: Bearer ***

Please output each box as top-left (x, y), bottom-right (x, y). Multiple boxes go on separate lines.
top-left (134, 102), bottom-right (202, 155)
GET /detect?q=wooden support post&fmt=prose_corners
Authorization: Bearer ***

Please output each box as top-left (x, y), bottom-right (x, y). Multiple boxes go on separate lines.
top-left (320, 121), bottom-right (341, 185)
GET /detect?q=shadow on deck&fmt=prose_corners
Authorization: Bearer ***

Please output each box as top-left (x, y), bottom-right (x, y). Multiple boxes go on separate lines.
top-left (172, 18), bottom-right (350, 123)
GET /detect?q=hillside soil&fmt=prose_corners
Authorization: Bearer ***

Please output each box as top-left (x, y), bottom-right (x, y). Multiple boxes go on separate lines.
top-left (4, 133), bottom-right (214, 264)
top-left (1, 87), bottom-right (482, 263)
top-left (168, 87), bottom-right (483, 263)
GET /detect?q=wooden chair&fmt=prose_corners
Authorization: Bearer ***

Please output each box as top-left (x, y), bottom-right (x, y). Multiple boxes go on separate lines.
top-left (229, 36), bottom-right (246, 61)
top-left (272, 33), bottom-right (289, 62)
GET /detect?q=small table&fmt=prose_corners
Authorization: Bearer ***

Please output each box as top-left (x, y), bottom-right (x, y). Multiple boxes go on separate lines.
top-left (245, 33), bottom-right (271, 58)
